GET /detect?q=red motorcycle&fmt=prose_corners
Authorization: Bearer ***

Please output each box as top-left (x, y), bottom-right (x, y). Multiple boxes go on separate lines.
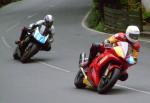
top-left (74, 42), bottom-right (136, 94)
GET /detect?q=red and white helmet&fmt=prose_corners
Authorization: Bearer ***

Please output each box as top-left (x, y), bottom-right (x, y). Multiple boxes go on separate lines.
top-left (126, 25), bottom-right (140, 43)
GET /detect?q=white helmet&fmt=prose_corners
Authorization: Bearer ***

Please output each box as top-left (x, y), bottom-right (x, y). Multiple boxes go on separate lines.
top-left (125, 25), bottom-right (140, 43)
top-left (44, 14), bottom-right (53, 27)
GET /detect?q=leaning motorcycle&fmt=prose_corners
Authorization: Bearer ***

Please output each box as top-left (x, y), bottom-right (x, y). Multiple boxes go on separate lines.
top-left (13, 27), bottom-right (51, 63)
top-left (74, 42), bottom-right (136, 94)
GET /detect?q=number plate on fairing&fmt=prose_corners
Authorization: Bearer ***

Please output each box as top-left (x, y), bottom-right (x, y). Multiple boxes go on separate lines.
top-left (33, 28), bottom-right (49, 44)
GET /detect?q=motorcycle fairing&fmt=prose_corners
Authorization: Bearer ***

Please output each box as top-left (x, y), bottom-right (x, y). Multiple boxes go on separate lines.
top-left (84, 42), bottom-right (131, 87)
top-left (88, 52), bottom-right (122, 87)
top-left (113, 42), bottom-right (128, 59)
top-left (33, 28), bottom-right (49, 44)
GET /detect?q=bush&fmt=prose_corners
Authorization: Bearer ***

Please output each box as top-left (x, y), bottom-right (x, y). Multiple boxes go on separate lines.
top-left (95, 22), bottom-right (104, 32)
top-left (0, 0), bottom-right (20, 7)
top-left (11, 0), bottom-right (20, 2)
top-left (86, 0), bottom-right (101, 28)
top-left (143, 12), bottom-right (150, 20)
top-left (86, 8), bottom-right (100, 28)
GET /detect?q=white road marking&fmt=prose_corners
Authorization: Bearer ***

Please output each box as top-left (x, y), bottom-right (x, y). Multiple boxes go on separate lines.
top-left (81, 11), bottom-right (150, 43)
top-left (50, 50), bottom-right (55, 53)
top-left (1, 36), bottom-right (70, 73)
top-left (6, 23), bottom-right (20, 32)
top-left (81, 11), bottom-right (150, 94)
top-left (2, 34), bottom-right (150, 94)
top-left (81, 10), bottom-right (110, 35)
top-left (27, 13), bottom-right (38, 19)
top-left (39, 62), bottom-right (71, 73)
top-left (1, 35), bottom-right (70, 73)
top-left (1, 36), bottom-right (12, 49)
top-left (1, 13), bottom-right (150, 95)
top-left (116, 84), bottom-right (150, 95)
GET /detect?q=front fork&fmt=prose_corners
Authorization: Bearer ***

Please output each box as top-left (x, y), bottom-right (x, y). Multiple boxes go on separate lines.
top-left (104, 64), bottom-right (122, 79)
top-left (79, 52), bottom-right (93, 88)
top-left (104, 64), bottom-right (112, 78)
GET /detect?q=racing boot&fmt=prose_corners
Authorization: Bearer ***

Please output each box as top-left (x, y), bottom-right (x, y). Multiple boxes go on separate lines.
top-left (81, 43), bottom-right (100, 68)
top-left (15, 40), bottom-right (25, 46)
top-left (15, 40), bottom-right (20, 44)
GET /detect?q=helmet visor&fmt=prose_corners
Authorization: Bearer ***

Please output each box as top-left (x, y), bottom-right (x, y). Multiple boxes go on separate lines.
top-left (45, 21), bottom-right (53, 27)
top-left (129, 33), bottom-right (139, 40)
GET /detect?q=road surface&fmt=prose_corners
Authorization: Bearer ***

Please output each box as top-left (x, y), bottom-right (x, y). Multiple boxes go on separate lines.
top-left (0, 0), bottom-right (150, 103)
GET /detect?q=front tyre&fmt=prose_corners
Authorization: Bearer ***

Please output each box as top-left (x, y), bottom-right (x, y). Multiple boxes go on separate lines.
top-left (13, 46), bottom-right (20, 60)
top-left (74, 70), bottom-right (86, 89)
top-left (97, 68), bottom-right (120, 94)
top-left (21, 43), bottom-right (39, 63)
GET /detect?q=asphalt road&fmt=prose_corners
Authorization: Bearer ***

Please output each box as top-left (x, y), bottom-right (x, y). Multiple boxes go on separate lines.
top-left (0, 0), bottom-right (150, 103)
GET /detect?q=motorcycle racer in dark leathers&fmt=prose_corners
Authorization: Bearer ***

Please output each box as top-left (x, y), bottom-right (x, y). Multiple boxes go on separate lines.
top-left (15, 14), bottom-right (55, 51)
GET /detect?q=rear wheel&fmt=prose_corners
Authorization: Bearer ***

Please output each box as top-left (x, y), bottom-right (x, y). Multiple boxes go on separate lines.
top-left (74, 70), bottom-right (86, 89)
top-left (21, 43), bottom-right (39, 63)
top-left (97, 68), bottom-right (120, 94)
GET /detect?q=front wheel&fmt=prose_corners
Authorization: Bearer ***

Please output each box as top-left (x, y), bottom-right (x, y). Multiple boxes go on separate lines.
top-left (97, 68), bottom-right (120, 94)
top-left (74, 70), bottom-right (86, 89)
top-left (21, 43), bottom-right (39, 63)
top-left (13, 46), bottom-right (21, 60)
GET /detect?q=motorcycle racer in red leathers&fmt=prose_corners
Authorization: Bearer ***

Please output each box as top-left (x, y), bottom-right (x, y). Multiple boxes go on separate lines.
top-left (81, 25), bottom-right (141, 81)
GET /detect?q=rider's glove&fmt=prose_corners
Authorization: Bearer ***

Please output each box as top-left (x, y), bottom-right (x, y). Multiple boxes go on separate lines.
top-left (104, 39), bottom-right (110, 44)
top-left (126, 55), bottom-right (136, 65)
top-left (104, 40), bottom-right (112, 48)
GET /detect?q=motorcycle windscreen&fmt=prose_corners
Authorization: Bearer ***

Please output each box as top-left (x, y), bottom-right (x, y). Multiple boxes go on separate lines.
top-left (33, 28), bottom-right (49, 44)
top-left (113, 42), bottom-right (128, 59)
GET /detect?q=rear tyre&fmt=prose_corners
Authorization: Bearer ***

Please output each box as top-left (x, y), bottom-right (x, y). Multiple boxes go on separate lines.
top-left (97, 68), bottom-right (120, 94)
top-left (74, 70), bottom-right (86, 89)
top-left (21, 43), bottom-right (39, 63)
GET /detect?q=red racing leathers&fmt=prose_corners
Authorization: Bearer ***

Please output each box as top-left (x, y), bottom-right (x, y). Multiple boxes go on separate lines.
top-left (84, 32), bottom-right (141, 81)
top-left (86, 32), bottom-right (141, 69)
